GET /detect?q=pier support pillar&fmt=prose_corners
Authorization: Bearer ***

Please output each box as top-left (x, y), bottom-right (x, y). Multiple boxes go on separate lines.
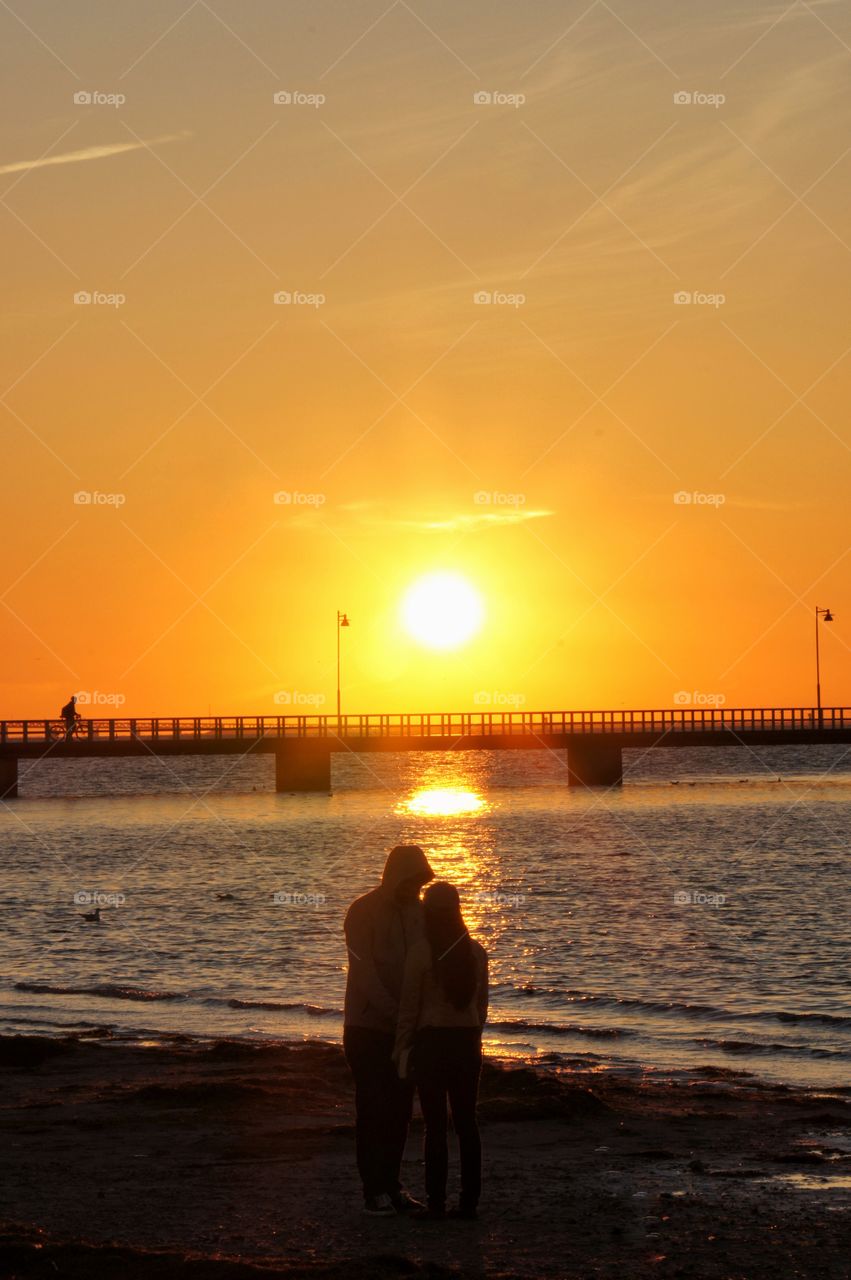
top-left (567, 744), bottom-right (622, 788)
top-left (275, 742), bottom-right (332, 793)
top-left (0, 756), bottom-right (18, 800)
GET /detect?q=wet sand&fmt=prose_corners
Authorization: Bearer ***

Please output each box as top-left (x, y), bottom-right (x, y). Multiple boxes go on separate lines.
top-left (1, 1034), bottom-right (849, 1279)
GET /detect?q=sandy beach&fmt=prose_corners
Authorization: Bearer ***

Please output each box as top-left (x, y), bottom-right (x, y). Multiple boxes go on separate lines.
top-left (1, 1033), bottom-right (849, 1279)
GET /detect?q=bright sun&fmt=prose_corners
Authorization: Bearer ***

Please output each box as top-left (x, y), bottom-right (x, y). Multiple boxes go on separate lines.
top-left (401, 571), bottom-right (484, 651)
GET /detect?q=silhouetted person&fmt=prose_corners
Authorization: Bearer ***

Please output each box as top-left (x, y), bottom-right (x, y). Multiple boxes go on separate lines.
top-left (60, 695), bottom-right (78, 742)
top-left (393, 881), bottom-right (488, 1220)
top-left (343, 844), bottom-right (434, 1216)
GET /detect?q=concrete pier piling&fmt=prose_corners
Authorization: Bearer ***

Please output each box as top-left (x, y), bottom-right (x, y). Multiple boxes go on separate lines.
top-left (0, 756), bottom-right (18, 800)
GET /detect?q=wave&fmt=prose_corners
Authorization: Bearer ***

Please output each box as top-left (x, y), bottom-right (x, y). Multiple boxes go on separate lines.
top-left (515, 984), bottom-right (722, 1017)
top-left (489, 1017), bottom-right (630, 1040)
top-left (15, 982), bottom-right (184, 1003)
top-left (225, 998), bottom-right (339, 1017)
top-left (773, 1010), bottom-right (851, 1028)
top-left (694, 1037), bottom-right (850, 1059)
top-left (13, 984), bottom-right (342, 1017)
top-left (16, 978), bottom-right (850, 1037)
top-left (513, 984), bottom-right (851, 1028)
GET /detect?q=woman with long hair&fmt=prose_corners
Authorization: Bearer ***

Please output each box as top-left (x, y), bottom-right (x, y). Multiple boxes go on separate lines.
top-left (393, 881), bottom-right (488, 1219)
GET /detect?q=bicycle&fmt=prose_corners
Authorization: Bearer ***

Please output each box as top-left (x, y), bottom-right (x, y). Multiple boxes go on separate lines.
top-left (47, 715), bottom-right (84, 742)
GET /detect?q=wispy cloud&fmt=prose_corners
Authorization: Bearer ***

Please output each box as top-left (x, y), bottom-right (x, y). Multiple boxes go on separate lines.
top-left (0, 132), bottom-right (190, 177)
top-left (394, 509), bottom-right (554, 531)
top-left (287, 502), bottom-right (555, 533)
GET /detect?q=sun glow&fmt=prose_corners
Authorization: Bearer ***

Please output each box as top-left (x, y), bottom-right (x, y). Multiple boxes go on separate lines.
top-left (400, 572), bottom-right (484, 651)
top-left (401, 787), bottom-right (486, 817)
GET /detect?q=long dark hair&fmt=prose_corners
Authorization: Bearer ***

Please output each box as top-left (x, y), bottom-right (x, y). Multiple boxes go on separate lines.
top-left (423, 882), bottom-right (476, 1010)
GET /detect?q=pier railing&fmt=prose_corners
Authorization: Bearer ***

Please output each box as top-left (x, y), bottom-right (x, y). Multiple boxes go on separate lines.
top-left (2, 707), bottom-right (850, 745)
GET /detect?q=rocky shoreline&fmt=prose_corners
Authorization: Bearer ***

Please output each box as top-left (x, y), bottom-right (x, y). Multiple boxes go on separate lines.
top-left (1, 1034), bottom-right (849, 1278)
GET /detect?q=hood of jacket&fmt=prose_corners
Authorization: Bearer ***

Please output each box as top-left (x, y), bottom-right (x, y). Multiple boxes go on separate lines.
top-left (381, 844), bottom-right (434, 896)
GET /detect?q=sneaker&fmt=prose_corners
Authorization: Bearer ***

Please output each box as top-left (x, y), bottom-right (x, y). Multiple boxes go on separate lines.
top-left (362, 1193), bottom-right (397, 1216)
top-left (390, 1190), bottom-right (426, 1214)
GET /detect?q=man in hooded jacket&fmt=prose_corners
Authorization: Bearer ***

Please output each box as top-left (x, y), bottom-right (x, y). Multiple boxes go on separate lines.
top-left (343, 844), bottom-right (434, 1215)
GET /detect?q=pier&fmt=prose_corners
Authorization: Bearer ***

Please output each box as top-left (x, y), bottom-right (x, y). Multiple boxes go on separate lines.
top-left (1, 708), bottom-right (850, 797)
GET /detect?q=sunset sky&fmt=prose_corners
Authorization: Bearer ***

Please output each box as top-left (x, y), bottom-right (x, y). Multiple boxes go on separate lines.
top-left (2, 0), bottom-right (849, 716)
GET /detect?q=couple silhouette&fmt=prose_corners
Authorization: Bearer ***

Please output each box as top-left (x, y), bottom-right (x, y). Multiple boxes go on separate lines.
top-left (343, 845), bottom-right (488, 1220)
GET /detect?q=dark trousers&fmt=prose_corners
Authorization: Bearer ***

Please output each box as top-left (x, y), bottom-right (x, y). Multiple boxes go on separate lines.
top-left (414, 1026), bottom-right (482, 1211)
top-left (343, 1026), bottom-right (414, 1200)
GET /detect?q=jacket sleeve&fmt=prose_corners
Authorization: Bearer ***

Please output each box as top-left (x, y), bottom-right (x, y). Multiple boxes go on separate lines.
top-left (393, 944), bottom-right (424, 1065)
top-left (344, 901), bottom-right (397, 1020)
top-left (476, 947), bottom-right (489, 1027)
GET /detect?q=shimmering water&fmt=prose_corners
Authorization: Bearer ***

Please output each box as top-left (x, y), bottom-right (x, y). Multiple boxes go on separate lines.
top-left (2, 744), bottom-right (849, 1087)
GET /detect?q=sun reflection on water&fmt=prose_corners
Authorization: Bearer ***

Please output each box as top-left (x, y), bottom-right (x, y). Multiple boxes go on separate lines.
top-left (399, 787), bottom-right (487, 818)
top-left (394, 770), bottom-right (509, 944)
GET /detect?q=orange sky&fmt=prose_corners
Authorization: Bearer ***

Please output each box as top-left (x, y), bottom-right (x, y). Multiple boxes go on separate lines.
top-left (1, 0), bottom-right (849, 716)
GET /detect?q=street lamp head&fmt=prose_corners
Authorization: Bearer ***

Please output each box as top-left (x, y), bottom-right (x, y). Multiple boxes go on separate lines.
top-left (340, 613), bottom-right (350, 627)
top-left (824, 609), bottom-right (833, 623)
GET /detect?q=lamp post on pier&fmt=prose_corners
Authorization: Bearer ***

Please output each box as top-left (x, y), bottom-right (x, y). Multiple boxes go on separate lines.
top-left (814, 605), bottom-right (833, 726)
top-left (336, 611), bottom-right (350, 721)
